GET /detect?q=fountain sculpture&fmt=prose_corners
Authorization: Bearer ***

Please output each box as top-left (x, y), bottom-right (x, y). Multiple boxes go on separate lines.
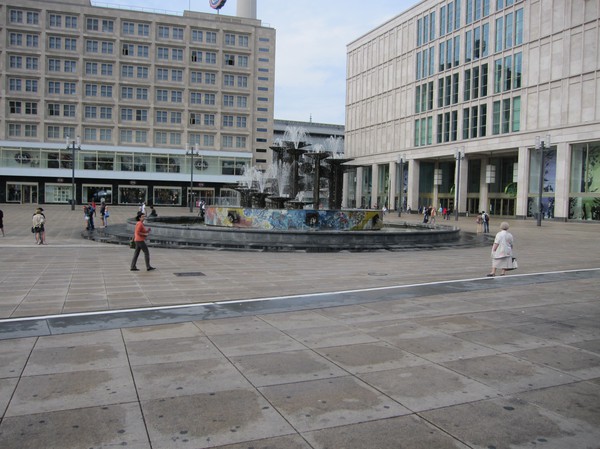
top-left (205, 126), bottom-right (383, 231)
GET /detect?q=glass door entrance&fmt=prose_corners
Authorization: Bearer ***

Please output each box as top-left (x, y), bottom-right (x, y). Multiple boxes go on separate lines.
top-left (7, 183), bottom-right (38, 203)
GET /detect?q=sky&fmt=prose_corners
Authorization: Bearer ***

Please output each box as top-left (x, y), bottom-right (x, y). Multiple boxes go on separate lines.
top-left (95, 0), bottom-right (415, 125)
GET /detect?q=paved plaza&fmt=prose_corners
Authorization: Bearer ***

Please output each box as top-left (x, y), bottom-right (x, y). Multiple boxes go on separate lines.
top-left (0, 204), bottom-right (599, 449)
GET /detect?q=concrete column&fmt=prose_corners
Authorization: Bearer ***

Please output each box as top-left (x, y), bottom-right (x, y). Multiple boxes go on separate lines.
top-left (458, 157), bottom-right (468, 216)
top-left (371, 163), bottom-right (379, 208)
top-left (342, 171), bottom-right (349, 208)
top-left (480, 157), bottom-right (489, 214)
top-left (356, 166), bottom-right (364, 208)
top-left (516, 146), bottom-right (530, 219)
top-left (553, 142), bottom-right (570, 221)
top-left (432, 161), bottom-right (439, 210)
top-left (407, 159), bottom-right (419, 212)
top-left (389, 161), bottom-right (398, 210)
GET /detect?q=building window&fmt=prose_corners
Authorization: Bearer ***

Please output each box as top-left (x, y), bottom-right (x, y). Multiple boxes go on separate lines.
top-left (27, 11), bottom-right (40, 25)
top-left (237, 96), bottom-right (248, 108)
top-left (63, 105), bottom-right (76, 117)
top-left (64, 83), bottom-right (76, 95)
top-left (138, 24), bottom-right (149, 36)
top-left (100, 129), bottom-right (112, 141)
top-left (223, 115), bottom-right (234, 127)
top-left (121, 86), bottom-right (133, 99)
top-left (101, 85), bottom-right (112, 97)
top-left (224, 74), bottom-right (235, 86)
top-left (156, 111), bottom-right (167, 123)
top-left (158, 26), bottom-right (169, 39)
top-left (204, 94), bottom-right (216, 105)
top-left (172, 49), bottom-right (183, 61)
top-left (49, 81), bottom-right (61, 95)
top-left (136, 88), bottom-right (148, 100)
top-left (492, 96), bottom-right (520, 135)
top-left (171, 69), bottom-right (183, 82)
top-left (171, 91), bottom-right (183, 103)
top-left (136, 109), bottom-right (148, 122)
top-left (25, 124), bottom-right (38, 137)
top-left (10, 10), bottom-right (23, 23)
top-left (191, 71), bottom-right (203, 83)
top-left (192, 29), bottom-right (203, 42)
top-left (190, 92), bottom-right (202, 104)
top-left (123, 22), bottom-right (134, 35)
top-left (173, 27), bottom-right (184, 40)
top-left (206, 32), bottom-right (217, 44)
top-left (156, 68), bottom-right (169, 81)
top-left (85, 106), bottom-right (97, 119)
top-left (156, 89), bottom-right (168, 102)
top-left (48, 103), bottom-right (60, 116)
top-left (100, 107), bottom-right (112, 119)
top-left (65, 38), bottom-right (77, 51)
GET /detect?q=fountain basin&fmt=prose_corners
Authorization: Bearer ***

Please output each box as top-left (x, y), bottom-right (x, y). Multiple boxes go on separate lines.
top-left (120, 213), bottom-right (463, 252)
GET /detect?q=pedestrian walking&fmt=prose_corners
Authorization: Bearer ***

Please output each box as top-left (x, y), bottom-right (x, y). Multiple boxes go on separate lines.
top-left (482, 211), bottom-right (490, 233)
top-left (32, 208), bottom-right (45, 245)
top-left (99, 202), bottom-right (106, 227)
top-left (130, 211), bottom-right (155, 272)
top-left (487, 222), bottom-right (514, 277)
top-left (86, 203), bottom-right (95, 230)
top-left (103, 205), bottom-right (110, 227)
top-left (0, 209), bottom-right (4, 236)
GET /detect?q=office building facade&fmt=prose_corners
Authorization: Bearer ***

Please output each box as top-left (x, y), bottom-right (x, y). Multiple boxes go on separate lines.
top-left (345, 0), bottom-right (600, 221)
top-left (0, 0), bottom-right (275, 207)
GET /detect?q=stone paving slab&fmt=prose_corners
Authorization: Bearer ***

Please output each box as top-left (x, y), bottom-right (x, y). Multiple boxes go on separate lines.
top-left (0, 204), bottom-right (599, 448)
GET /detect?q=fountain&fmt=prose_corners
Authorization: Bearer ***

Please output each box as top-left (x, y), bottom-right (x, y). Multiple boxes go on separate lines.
top-left (98, 126), bottom-right (463, 251)
top-left (204, 126), bottom-right (383, 231)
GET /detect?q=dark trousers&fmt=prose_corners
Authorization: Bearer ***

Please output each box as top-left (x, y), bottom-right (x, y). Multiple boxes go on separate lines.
top-left (130, 241), bottom-right (150, 269)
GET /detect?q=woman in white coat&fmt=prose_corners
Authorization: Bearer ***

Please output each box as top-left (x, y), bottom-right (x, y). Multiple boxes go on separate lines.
top-left (487, 221), bottom-right (514, 277)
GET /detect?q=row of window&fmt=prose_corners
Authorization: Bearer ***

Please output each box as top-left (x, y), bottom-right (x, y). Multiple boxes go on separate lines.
top-left (415, 53), bottom-right (521, 113)
top-left (416, 9), bottom-right (522, 81)
top-left (9, 82), bottom-right (252, 107)
top-left (12, 55), bottom-right (250, 76)
top-left (10, 102), bottom-right (250, 125)
top-left (417, 0), bottom-right (521, 46)
top-left (414, 95), bottom-right (520, 146)
top-left (9, 9), bottom-right (262, 49)
top-left (5, 124), bottom-right (250, 149)
top-left (9, 58), bottom-right (254, 89)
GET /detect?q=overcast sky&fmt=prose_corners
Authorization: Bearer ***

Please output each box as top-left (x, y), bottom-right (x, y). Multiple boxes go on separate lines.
top-left (95, 0), bottom-right (415, 124)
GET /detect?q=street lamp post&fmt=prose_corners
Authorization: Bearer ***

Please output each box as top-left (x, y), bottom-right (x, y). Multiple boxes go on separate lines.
top-left (454, 148), bottom-right (464, 221)
top-left (534, 135), bottom-right (550, 227)
top-left (186, 143), bottom-right (201, 212)
top-left (66, 136), bottom-right (81, 211)
top-left (397, 154), bottom-right (405, 217)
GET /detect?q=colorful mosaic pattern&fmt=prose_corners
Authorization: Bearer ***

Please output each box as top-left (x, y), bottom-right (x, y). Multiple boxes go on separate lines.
top-left (204, 207), bottom-right (383, 231)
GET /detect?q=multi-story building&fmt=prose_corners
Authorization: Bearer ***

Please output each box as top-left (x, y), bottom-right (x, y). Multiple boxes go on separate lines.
top-left (344, 0), bottom-right (600, 221)
top-left (0, 0), bottom-right (275, 207)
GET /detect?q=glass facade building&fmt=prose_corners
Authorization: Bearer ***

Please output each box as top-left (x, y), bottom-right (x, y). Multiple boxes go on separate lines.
top-left (345, 0), bottom-right (600, 221)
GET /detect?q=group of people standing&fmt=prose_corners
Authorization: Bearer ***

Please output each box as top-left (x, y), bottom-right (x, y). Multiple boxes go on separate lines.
top-left (83, 200), bottom-right (110, 231)
top-left (422, 205), bottom-right (453, 224)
